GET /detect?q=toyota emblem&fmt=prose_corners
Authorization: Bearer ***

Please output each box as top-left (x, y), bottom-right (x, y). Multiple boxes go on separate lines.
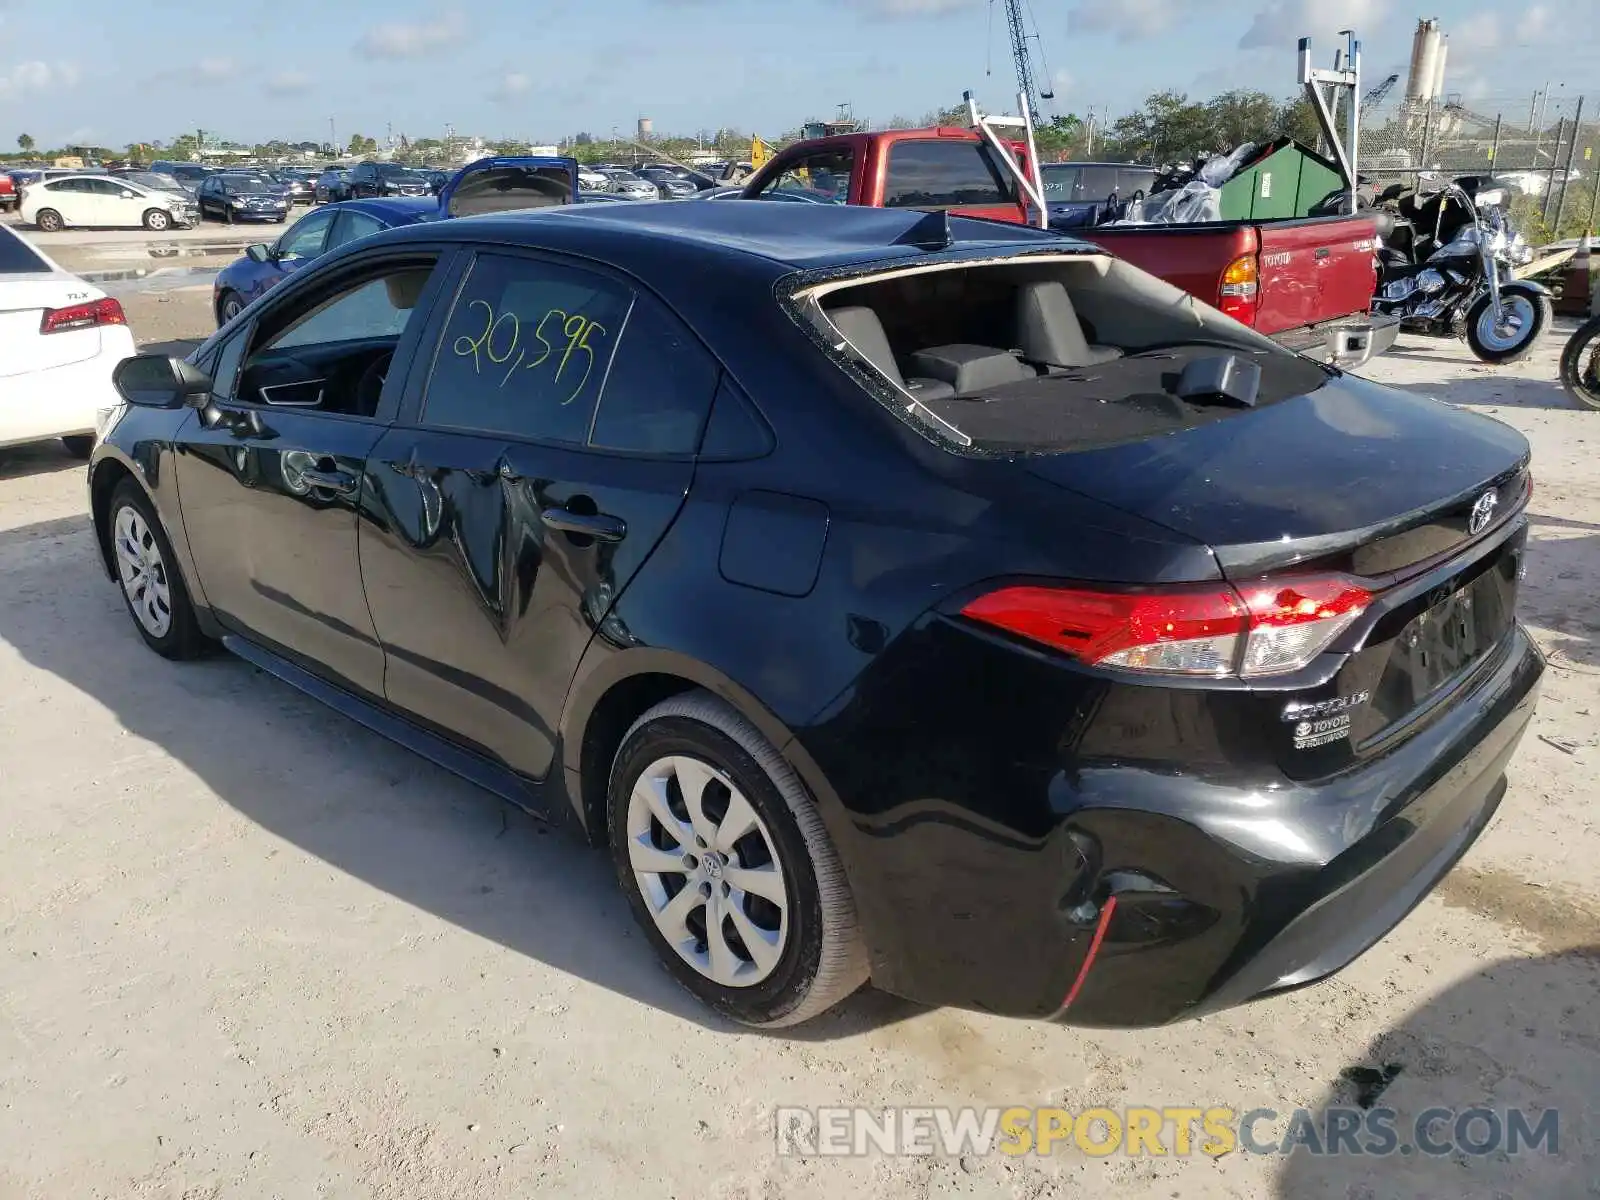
top-left (1468, 489), bottom-right (1498, 536)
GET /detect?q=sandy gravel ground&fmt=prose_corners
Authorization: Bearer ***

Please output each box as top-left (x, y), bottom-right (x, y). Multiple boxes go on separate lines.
top-left (0, 290), bottom-right (1595, 1199)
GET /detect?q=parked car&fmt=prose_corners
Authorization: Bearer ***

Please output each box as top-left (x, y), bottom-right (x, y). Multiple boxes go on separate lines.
top-left (21, 174), bottom-right (200, 232)
top-left (110, 168), bottom-right (194, 200)
top-left (195, 173), bottom-right (291, 224)
top-left (212, 197), bottom-right (436, 323)
top-left (148, 162), bottom-right (215, 191)
top-left (0, 223), bottom-right (134, 457)
top-left (211, 156), bottom-right (580, 326)
top-left (636, 167), bottom-right (698, 200)
top-left (598, 169), bottom-right (658, 200)
top-left (314, 167), bottom-right (352, 204)
top-left (348, 162), bottom-right (432, 199)
top-left (746, 128), bottom-right (1395, 367)
top-left (270, 170), bottom-right (315, 205)
top-left (93, 202), bottom-right (1542, 1030)
top-left (577, 166), bottom-right (612, 193)
top-left (1040, 161), bottom-right (1158, 228)
top-left (419, 169), bottom-right (451, 195)
top-left (0, 173), bottom-right (15, 212)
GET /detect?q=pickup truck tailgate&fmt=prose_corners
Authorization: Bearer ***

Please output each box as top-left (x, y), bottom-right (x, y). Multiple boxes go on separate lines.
top-left (1255, 214), bottom-right (1378, 336)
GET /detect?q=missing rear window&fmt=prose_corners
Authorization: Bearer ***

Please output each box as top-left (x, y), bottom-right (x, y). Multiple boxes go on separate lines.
top-left (798, 255), bottom-right (1327, 453)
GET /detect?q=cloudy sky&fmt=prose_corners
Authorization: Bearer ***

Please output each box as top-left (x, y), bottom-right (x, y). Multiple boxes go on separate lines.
top-left (0, 0), bottom-right (1593, 149)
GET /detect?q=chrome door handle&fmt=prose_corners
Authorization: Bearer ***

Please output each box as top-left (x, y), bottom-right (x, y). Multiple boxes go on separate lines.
top-left (540, 507), bottom-right (626, 543)
top-left (300, 467), bottom-right (358, 496)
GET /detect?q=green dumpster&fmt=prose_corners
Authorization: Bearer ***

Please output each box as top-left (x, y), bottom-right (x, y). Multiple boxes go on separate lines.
top-left (1217, 138), bottom-right (1345, 221)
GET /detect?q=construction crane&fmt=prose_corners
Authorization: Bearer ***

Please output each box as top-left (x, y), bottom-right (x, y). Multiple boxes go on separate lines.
top-left (991, 0), bottom-right (1054, 122)
top-left (1362, 72), bottom-right (1399, 110)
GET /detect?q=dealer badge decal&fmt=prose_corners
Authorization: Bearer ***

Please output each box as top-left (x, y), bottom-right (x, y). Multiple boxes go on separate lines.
top-left (1282, 691), bottom-right (1370, 750)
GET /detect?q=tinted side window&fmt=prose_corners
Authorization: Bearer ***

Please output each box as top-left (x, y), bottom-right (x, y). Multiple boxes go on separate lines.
top-left (588, 298), bottom-right (717, 455)
top-left (423, 252), bottom-right (632, 444)
top-left (271, 269), bottom-right (430, 351)
top-left (327, 210), bottom-right (384, 251)
top-left (883, 141), bottom-right (1013, 208)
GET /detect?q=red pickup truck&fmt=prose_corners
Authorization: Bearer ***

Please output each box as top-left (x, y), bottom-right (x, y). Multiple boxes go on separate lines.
top-left (741, 128), bottom-right (1395, 365)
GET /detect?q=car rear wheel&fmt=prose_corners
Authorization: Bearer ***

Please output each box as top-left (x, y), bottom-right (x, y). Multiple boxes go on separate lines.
top-left (107, 479), bottom-right (211, 660)
top-left (35, 208), bottom-right (62, 233)
top-left (608, 691), bottom-right (868, 1027)
top-left (143, 208), bottom-right (171, 232)
top-left (217, 290), bottom-right (244, 325)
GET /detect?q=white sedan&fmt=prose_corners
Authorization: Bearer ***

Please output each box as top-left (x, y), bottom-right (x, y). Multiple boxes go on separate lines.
top-left (19, 174), bottom-right (199, 233)
top-left (0, 225), bottom-right (135, 457)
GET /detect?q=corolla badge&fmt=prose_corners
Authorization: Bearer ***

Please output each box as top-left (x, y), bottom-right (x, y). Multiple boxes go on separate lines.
top-left (1282, 691), bottom-right (1370, 751)
top-left (1468, 489), bottom-right (1498, 536)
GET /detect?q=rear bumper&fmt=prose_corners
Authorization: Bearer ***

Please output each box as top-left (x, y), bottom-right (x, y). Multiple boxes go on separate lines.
top-left (0, 331), bottom-right (136, 450)
top-left (1272, 313), bottom-right (1402, 368)
top-left (802, 619), bottom-right (1543, 1026)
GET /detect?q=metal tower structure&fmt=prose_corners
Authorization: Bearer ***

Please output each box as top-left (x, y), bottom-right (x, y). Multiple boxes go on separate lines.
top-left (998, 0), bottom-right (1053, 121)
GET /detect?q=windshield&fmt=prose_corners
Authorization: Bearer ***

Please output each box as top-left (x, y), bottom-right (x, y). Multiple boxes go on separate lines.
top-left (220, 174), bottom-right (273, 193)
top-left (377, 165), bottom-right (424, 180)
top-left (124, 172), bottom-right (183, 191)
top-left (1041, 164), bottom-right (1120, 201)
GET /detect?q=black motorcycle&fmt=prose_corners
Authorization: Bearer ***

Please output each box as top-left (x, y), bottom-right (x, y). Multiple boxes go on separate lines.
top-left (1372, 176), bottom-right (1551, 364)
top-left (1559, 311), bottom-right (1600, 411)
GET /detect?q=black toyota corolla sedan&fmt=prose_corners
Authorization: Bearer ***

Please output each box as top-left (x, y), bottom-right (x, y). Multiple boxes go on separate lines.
top-left (90, 202), bottom-right (1542, 1030)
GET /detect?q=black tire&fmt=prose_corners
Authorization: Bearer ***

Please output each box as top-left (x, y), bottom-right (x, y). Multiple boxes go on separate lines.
top-left (35, 208), bottom-right (62, 233)
top-left (607, 691), bottom-right (868, 1028)
top-left (105, 479), bottom-right (212, 660)
top-left (143, 208), bottom-right (171, 232)
top-left (1465, 287), bottom-right (1550, 364)
top-left (60, 434), bottom-right (94, 458)
top-left (222, 206), bottom-right (234, 225)
top-left (217, 290), bottom-right (244, 326)
top-left (1559, 313), bottom-right (1600, 411)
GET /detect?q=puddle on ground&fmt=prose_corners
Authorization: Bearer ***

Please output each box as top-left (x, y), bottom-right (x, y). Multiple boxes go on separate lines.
top-left (1435, 864), bottom-right (1600, 958)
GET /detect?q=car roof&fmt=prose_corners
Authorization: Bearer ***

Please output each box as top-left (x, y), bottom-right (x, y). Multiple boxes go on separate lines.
top-left (376, 198), bottom-right (1081, 276)
top-left (340, 196), bottom-right (437, 221)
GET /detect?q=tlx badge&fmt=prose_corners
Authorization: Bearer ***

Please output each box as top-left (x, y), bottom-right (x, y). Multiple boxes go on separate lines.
top-left (1282, 692), bottom-right (1370, 750)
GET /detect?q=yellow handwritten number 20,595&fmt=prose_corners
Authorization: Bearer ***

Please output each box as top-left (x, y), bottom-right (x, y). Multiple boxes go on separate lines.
top-left (453, 300), bottom-right (607, 405)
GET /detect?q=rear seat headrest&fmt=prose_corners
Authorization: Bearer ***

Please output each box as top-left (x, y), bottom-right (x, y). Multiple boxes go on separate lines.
top-left (1015, 280), bottom-right (1121, 368)
top-left (826, 305), bottom-right (905, 387)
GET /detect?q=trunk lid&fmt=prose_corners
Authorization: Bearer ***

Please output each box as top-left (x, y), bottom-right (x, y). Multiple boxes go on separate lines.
top-left (1254, 214), bottom-right (1379, 334)
top-left (0, 274), bottom-right (105, 376)
top-left (1025, 373), bottom-right (1529, 580)
top-left (1027, 373), bottom-right (1530, 769)
top-left (437, 155), bottom-right (578, 217)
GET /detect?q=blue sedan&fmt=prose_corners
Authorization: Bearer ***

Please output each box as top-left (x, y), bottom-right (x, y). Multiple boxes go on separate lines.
top-left (212, 197), bottom-right (434, 324)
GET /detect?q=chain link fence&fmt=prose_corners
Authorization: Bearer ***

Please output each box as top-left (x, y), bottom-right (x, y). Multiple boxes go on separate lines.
top-left (1356, 92), bottom-right (1599, 241)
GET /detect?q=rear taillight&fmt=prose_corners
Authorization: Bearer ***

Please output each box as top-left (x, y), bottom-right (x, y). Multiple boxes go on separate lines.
top-left (1218, 254), bottom-right (1258, 324)
top-left (962, 575), bottom-right (1372, 679)
top-left (40, 297), bottom-right (126, 335)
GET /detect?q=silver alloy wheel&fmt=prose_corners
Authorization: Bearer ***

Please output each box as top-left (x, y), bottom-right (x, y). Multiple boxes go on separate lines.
top-left (1476, 294), bottom-right (1536, 353)
top-left (626, 754), bottom-right (789, 988)
top-left (221, 294), bottom-right (242, 322)
top-left (113, 505), bottom-right (173, 638)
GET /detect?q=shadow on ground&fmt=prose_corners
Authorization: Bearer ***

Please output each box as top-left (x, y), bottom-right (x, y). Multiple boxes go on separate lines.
top-left (1274, 947), bottom-right (1600, 1197)
top-left (0, 518), bottom-right (921, 1041)
top-left (0, 442), bottom-right (89, 482)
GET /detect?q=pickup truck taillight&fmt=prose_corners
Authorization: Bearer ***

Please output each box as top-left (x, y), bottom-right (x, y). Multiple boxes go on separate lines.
top-left (40, 297), bottom-right (126, 335)
top-left (1218, 255), bottom-right (1259, 325)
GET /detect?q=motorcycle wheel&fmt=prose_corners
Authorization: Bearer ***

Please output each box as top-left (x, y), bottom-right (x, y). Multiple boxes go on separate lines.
top-left (1465, 288), bottom-right (1550, 365)
top-left (1558, 313), bottom-right (1600, 411)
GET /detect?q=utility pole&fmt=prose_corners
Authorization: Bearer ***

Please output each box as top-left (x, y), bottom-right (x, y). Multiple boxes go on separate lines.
top-left (1553, 96), bottom-right (1585, 234)
top-left (1544, 117), bottom-right (1567, 221)
top-left (329, 117), bottom-right (336, 156)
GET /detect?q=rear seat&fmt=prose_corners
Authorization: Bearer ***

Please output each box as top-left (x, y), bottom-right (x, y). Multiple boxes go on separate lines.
top-left (827, 306), bottom-right (956, 402)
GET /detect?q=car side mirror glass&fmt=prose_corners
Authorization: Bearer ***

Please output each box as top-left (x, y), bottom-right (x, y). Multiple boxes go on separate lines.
top-left (113, 354), bottom-right (214, 409)
top-left (120, 190), bottom-right (136, 199)
top-left (246, 243), bottom-right (272, 264)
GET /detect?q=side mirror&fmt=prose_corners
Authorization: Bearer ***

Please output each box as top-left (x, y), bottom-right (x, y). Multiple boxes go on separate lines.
top-left (113, 354), bottom-right (213, 409)
top-left (120, 190), bottom-right (136, 199)
top-left (245, 243), bottom-right (272, 264)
